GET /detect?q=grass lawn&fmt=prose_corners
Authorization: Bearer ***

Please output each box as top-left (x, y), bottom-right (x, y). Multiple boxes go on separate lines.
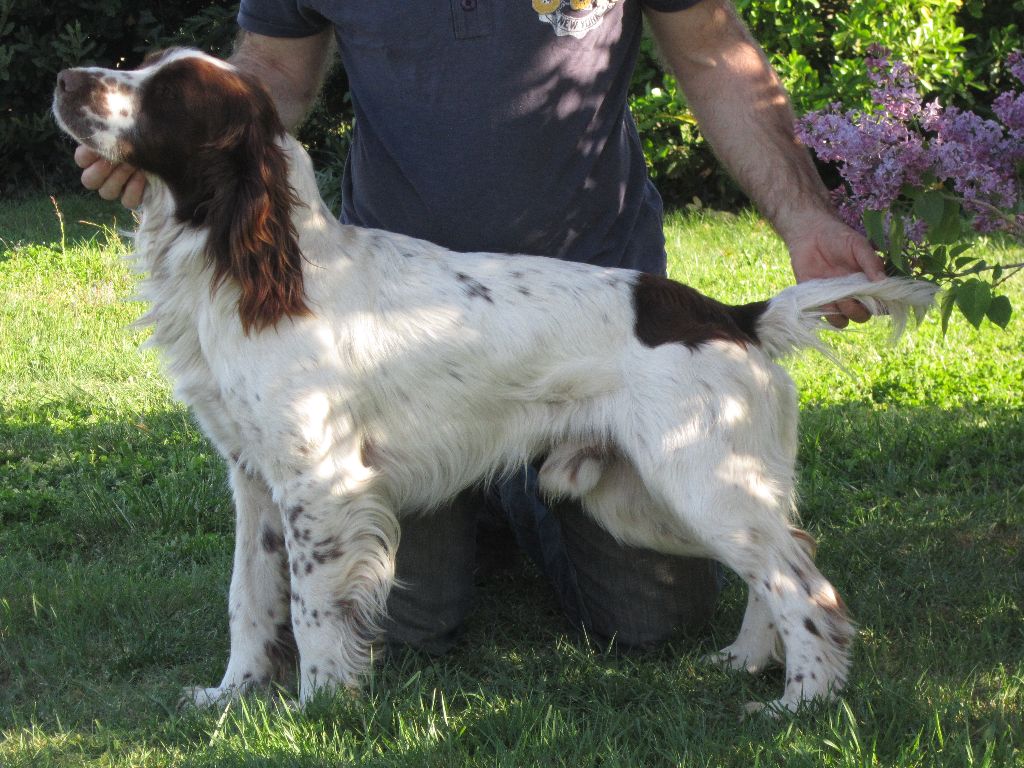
top-left (1, 195), bottom-right (1022, 767)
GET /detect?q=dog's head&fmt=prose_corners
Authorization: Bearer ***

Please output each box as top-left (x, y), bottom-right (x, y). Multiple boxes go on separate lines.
top-left (53, 49), bottom-right (308, 333)
top-left (54, 49), bottom-right (285, 191)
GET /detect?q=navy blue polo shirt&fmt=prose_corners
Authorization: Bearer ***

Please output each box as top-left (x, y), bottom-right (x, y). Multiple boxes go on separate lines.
top-left (237, 0), bottom-right (700, 272)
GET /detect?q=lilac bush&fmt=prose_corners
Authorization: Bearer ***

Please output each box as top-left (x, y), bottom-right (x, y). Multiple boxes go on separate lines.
top-left (796, 47), bottom-right (1024, 330)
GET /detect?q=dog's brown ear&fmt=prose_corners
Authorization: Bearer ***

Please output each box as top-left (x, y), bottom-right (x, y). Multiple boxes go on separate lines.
top-left (201, 78), bottom-right (310, 334)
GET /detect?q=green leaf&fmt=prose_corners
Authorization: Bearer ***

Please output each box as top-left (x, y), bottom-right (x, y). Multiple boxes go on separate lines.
top-left (862, 209), bottom-right (886, 249)
top-left (889, 249), bottom-right (909, 274)
top-left (955, 279), bottom-right (992, 329)
top-left (949, 243), bottom-right (973, 260)
top-left (920, 246), bottom-right (947, 275)
top-left (929, 197), bottom-right (963, 244)
top-left (986, 295), bottom-right (1012, 329)
top-left (940, 288), bottom-right (957, 335)
top-left (913, 189), bottom-right (947, 230)
top-left (887, 216), bottom-right (907, 273)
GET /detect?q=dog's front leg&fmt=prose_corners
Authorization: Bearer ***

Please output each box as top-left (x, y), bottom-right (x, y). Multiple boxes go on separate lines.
top-left (183, 464), bottom-right (293, 708)
top-left (280, 485), bottom-right (400, 704)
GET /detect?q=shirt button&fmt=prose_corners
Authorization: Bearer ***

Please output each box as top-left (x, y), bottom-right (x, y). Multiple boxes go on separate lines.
top-left (461, 0), bottom-right (477, 10)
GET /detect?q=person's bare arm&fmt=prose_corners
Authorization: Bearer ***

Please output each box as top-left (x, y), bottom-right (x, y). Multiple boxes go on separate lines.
top-left (229, 28), bottom-right (335, 132)
top-left (645, 1), bottom-right (884, 325)
top-left (76, 29), bottom-right (334, 208)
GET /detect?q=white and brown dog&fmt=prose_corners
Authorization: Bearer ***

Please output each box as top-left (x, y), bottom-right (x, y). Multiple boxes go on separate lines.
top-left (54, 49), bottom-right (936, 714)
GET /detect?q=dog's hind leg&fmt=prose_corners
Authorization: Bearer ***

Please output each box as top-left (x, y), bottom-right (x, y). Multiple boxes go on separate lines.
top-left (625, 446), bottom-right (853, 714)
top-left (183, 465), bottom-right (293, 708)
top-left (704, 586), bottom-right (781, 675)
top-left (562, 449), bottom-right (794, 679)
top-left (704, 527), bottom-right (816, 675)
top-left (278, 484), bottom-right (400, 704)
top-left (739, 530), bottom-right (852, 715)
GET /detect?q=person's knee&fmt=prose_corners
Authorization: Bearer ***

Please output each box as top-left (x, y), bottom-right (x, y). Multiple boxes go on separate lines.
top-left (553, 499), bottom-right (722, 650)
top-left (383, 585), bottom-right (471, 655)
top-left (382, 492), bottom-right (480, 655)
top-left (582, 584), bottom-right (719, 651)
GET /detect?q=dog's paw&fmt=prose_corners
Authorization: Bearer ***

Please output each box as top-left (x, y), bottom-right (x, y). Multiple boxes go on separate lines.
top-left (179, 684), bottom-right (243, 710)
top-left (741, 699), bottom-right (788, 719)
top-left (297, 677), bottom-right (361, 707)
top-left (741, 691), bottom-right (836, 720)
top-left (703, 646), bottom-right (777, 675)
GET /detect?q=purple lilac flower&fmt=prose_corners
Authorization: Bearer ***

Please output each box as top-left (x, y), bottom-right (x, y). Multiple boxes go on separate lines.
top-left (994, 90), bottom-right (1024, 139)
top-left (865, 45), bottom-right (923, 121)
top-left (924, 105), bottom-right (1019, 231)
top-left (1008, 51), bottom-right (1024, 83)
top-left (993, 52), bottom-right (1024, 157)
top-left (797, 106), bottom-right (929, 237)
top-left (796, 48), bottom-right (1024, 239)
top-left (902, 217), bottom-right (929, 243)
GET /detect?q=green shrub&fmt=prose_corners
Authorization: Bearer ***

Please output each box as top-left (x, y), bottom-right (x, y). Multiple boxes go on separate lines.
top-left (627, 36), bottom-right (747, 210)
top-left (628, 0), bottom-right (1020, 207)
top-left (960, 0), bottom-right (1024, 105)
top-left (735, 0), bottom-right (980, 112)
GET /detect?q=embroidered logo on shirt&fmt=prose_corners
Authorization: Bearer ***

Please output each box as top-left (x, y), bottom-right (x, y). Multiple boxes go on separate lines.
top-left (532, 0), bottom-right (620, 39)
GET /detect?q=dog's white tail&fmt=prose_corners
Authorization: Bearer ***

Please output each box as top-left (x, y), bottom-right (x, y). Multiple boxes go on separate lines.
top-left (754, 275), bottom-right (938, 361)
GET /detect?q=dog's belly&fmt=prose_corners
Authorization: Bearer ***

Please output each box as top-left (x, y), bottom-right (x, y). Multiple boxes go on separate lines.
top-left (361, 402), bottom-right (714, 561)
top-left (360, 400), bottom-right (576, 512)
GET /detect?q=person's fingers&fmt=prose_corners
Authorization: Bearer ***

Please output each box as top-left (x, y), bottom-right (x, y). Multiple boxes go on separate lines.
top-left (821, 302), bottom-right (849, 329)
top-left (80, 157), bottom-right (114, 191)
top-left (74, 144), bottom-right (101, 169)
top-left (836, 298), bottom-right (871, 324)
top-left (74, 144), bottom-right (145, 208)
top-left (96, 162), bottom-right (138, 202)
top-left (850, 238), bottom-right (887, 281)
top-left (121, 170), bottom-right (147, 209)
top-left (822, 300), bottom-right (871, 328)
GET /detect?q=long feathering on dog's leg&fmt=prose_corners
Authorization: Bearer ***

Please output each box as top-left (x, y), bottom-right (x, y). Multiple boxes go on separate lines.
top-left (754, 275), bottom-right (939, 361)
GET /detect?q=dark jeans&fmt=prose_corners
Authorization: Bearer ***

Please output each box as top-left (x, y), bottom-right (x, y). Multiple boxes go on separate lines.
top-left (383, 469), bottom-right (721, 654)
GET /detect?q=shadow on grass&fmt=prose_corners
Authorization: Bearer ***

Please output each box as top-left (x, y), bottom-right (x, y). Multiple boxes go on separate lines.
top-left (0, 194), bottom-right (130, 250)
top-left (1, 400), bottom-right (1021, 764)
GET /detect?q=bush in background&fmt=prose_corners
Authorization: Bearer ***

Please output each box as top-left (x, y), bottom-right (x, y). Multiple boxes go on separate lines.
top-left (3, 0), bottom-right (1019, 208)
top-left (635, 0), bottom-right (1022, 207)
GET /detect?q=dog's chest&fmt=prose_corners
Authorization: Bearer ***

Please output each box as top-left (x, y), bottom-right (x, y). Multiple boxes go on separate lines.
top-left (138, 250), bottom-right (269, 459)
